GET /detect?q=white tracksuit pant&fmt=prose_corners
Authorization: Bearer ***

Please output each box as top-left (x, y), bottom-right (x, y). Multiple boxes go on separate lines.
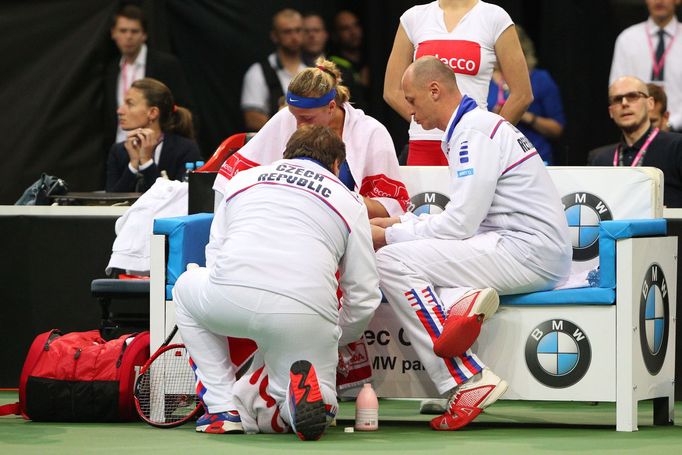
top-left (376, 231), bottom-right (561, 395)
top-left (173, 267), bottom-right (339, 432)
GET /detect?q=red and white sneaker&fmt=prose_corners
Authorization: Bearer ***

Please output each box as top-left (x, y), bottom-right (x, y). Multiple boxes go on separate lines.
top-left (433, 288), bottom-right (499, 358)
top-left (430, 368), bottom-right (508, 431)
top-left (288, 360), bottom-right (327, 441)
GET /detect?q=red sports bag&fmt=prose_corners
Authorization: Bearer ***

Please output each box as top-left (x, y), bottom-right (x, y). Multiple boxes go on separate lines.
top-left (0, 329), bottom-right (149, 421)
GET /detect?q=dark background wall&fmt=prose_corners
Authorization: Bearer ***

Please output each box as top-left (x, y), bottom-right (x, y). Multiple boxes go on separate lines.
top-left (0, 214), bottom-right (119, 387)
top-left (0, 0), bottom-right (664, 204)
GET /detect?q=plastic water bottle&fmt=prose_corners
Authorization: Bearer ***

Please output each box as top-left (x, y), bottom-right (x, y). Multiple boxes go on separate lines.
top-left (354, 383), bottom-right (379, 431)
top-left (183, 162), bottom-right (195, 182)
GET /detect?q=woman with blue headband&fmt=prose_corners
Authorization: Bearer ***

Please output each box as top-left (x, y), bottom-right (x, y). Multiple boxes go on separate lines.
top-left (213, 58), bottom-right (409, 218)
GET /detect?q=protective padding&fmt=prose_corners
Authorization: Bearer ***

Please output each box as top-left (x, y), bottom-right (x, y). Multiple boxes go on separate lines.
top-left (598, 219), bottom-right (667, 288)
top-left (153, 213), bottom-right (214, 299)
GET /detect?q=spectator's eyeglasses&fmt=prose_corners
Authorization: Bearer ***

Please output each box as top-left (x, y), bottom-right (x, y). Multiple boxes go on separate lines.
top-left (608, 91), bottom-right (649, 106)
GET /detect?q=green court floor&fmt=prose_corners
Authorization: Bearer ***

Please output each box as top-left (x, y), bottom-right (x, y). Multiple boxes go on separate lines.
top-left (1, 391), bottom-right (681, 454)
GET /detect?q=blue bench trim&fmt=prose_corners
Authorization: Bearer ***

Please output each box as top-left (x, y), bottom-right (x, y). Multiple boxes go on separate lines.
top-left (598, 219), bottom-right (667, 288)
top-left (154, 213), bottom-right (214, 299)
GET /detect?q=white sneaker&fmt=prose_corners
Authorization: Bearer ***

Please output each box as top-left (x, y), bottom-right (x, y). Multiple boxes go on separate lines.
top-left (447, 288), bottom-right (499, 321)
top-left (419, 399), bottom-right (447, 415)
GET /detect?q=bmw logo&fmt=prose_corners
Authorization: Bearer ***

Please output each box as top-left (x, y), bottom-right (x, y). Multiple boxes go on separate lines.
top-left (639, 264), bottom-right (669, 375)
top-left (408, 192), bottom-right (449, 215)
top-left (525, 319), bottom-right (591, 388)
top-left (562, 192), bottom-right (613, 261)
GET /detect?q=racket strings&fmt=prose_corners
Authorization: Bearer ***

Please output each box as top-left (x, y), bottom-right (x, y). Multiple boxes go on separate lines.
top-left (136, 346), bottom-right (201, 426)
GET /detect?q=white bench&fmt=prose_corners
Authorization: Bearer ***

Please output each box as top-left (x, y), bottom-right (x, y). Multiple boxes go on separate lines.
top-left (150, 166), bottom-right (676, 432)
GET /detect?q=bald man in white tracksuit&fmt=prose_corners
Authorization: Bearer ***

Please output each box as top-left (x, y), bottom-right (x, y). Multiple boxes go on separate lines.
top-left (372, 56), bottom-right (572, 431)
top-left (173, 126), bottom-right (381, 440)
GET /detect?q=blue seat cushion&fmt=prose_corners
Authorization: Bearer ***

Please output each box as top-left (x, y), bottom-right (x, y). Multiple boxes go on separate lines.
top-left (501, 219), bottom-right (666, 306)
top-left (501, 287), bottom-right (615, 305)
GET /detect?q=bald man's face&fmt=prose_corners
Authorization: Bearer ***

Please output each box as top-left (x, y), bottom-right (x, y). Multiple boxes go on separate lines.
top-left (402, 71), bottom-right (439, 130)
top-left (608, 79), bottom-right (654, 133)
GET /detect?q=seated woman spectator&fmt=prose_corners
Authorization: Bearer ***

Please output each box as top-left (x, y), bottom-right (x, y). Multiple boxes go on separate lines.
top-left (106, 78), bottom-right (201, 193)
top-left (214, 58), bottom-right (409, 218)
top-left (487, 26), bottom-right (565, 165)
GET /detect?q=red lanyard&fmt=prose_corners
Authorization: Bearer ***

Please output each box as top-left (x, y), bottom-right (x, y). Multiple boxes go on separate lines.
top-left (613, 128), bottom-right (659, 167)
top-left (646, 22), bottom-right (677, 80)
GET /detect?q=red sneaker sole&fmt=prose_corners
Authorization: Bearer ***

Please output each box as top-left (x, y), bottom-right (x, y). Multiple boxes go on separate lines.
top-left (433, 315), bottom-right (482, 358)
top-left (289, 360), bottom-right (326, 441)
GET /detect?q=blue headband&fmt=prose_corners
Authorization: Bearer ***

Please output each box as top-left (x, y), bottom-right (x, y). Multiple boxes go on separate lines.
top-left (286, 89), bottom-right (336, 108)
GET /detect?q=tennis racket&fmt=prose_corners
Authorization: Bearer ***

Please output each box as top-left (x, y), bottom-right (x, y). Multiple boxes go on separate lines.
top-left (134, 326), bottom-right (203, 428)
